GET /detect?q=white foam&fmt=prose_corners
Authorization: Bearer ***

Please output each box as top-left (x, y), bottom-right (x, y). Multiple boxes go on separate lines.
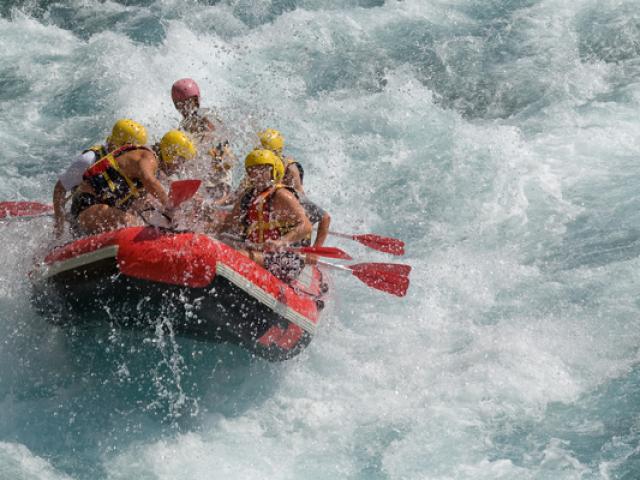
top-left (0, 442), bottom-right (72, 480)
top-left (2, 0), bottom-right (640, 478)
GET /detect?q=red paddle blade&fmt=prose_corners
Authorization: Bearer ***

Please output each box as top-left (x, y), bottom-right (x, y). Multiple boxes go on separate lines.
top-left (350, 262), bottom-right (411, 277)
top-left (350, 266), bottom-right (410, 297)
top-left (0, 201), bottom-right (53, 219)
top-left (297, 246), bottom-right (353, 260)
top-left (353, 234), bottom-right (405, 256)
top-left (169, 180), bottom-right (201, 208)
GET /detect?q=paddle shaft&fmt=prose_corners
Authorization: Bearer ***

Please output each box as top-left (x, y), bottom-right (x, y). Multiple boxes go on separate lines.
top-left (218, 233), bottom-right (351, 259)
top-left (328, 230), bottom-right (405, 256)
top-left (328, 231), bottom-right (353, 240)
top-left (315, 260), bottom-right (352, 273)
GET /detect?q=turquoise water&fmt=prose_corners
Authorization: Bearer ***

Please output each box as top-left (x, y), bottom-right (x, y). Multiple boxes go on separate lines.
top-left (1, 0), bottom-right (640, 478)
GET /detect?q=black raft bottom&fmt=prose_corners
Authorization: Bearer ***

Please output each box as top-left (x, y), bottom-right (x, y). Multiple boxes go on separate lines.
top-left (31, 258), bottom-right (313, 361)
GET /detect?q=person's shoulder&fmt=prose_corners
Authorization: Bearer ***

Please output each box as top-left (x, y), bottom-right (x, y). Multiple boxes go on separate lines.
top-left (121, 146), bottom-right (156, 165)
top-left (67, 150), bottom-right (96, 168)
top-left (82, 147), bottom-right (100, 159)
top-left (137, 147), bottom-right (158, 162)
top-left (123, 145), bottom-right (153, 155)
top-left (273, 186), bottom-right (298, 202)
top-left (283, 157), bottom-right (301, 169)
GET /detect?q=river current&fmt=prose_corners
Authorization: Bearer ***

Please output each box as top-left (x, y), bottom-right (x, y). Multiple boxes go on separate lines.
top-left (1, 0), bottom-right (640, 478)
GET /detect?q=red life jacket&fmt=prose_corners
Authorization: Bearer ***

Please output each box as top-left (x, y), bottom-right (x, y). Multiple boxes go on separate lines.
top-left (241, 185), bottom-right (298, 244)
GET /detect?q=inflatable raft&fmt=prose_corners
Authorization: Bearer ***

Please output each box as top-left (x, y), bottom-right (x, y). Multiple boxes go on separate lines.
top-left (30, 227), bottom-right (328, 361)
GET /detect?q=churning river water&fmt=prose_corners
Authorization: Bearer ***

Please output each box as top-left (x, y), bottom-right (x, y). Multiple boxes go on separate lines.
top-left (1, 0), bottom-right (640, 478)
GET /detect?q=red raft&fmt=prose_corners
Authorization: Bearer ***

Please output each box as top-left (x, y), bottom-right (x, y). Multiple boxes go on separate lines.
top-left (30, 227), bottom-right (328, 361)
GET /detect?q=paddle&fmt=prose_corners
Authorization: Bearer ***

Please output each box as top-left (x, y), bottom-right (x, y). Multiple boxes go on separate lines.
top-left (217, 232), bottom-right (353, 260)
top-left (0, 180), bottom-right (202, 222)
top-left (318, 260), bottom-right (411, 297)
top-left (168, 179), bottom-right (201, 208)
top-left (0, 201), bottom-right (53, 219)
top-left (329, 231), bottom-right (405, 256)
top-left (291, 246), bottom-right (352, 260)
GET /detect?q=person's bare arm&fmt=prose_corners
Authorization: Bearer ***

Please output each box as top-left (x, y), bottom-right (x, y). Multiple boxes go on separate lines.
top-left (52, 180), bottom-right (67, 237)
top-left (270, 189), bottom-right (312, 246)
top-left (136, 152), bottom-right (169, 207)
top-left (313, 211), bottom-right (331, 247)
top-left (201, 115), bottom-right (215, 133)
top-left (285, 164), bottom-right (305, 195)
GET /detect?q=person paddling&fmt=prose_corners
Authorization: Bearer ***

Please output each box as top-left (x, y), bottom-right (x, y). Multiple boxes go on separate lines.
top-left (53, 119), bottom-right (147, 237)
top-left (258, 128), bottom-right (331, 248)
top-left (171, 78), bottom-right (235, 203)
top-left (70, 129), bottom-right (196, 235)
top-left (218, 149), bottom-right (311, 283)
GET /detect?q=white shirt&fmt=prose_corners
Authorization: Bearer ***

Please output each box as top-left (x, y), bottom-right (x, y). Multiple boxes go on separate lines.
top-left (57, 149), bottom-right (101, 191)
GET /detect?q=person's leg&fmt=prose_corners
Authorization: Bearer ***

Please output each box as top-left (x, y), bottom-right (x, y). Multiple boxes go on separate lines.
top-left (77, 204), bottom-right (137, 234)
top-left (263, 251), bottom-right (304, 283)
top-left (229, 249), bottom-right (302, 282)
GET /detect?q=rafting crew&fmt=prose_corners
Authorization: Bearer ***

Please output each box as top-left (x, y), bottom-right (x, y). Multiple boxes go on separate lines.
top-left (69, 130), bottom-right (196, 235)
top-left (49, 80), bottom-right (328, 284)
top-left (53, 119), bottom-right (148, 237)
top-left (171, 78), bottom-right (235, 204)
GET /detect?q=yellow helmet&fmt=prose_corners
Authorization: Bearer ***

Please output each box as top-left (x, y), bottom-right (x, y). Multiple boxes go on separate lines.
top-left (108, 119), bottom-right (148, 147)
top-left (258, 128), bottom-right (284, 153)
top-left (159, 130), bottom-right (197, 165)
top-left (245, 149), bottom-right (284, 182)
